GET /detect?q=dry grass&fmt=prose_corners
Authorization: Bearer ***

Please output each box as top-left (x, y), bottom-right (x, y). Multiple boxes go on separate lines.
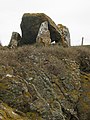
top-left (0, 45), bottom-right (90, 74)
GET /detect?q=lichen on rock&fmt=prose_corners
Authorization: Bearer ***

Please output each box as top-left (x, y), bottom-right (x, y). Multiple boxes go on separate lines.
top-left (57, 24), bottom-right (71, 47)
top-left (0, 39), bottom-right (90, 120)
top-left (36, 21), bottom-right (51, 46)
top-left (8, 32), bottom-right (21, 48)
top-left (20, 13), bottom-right (61, 45)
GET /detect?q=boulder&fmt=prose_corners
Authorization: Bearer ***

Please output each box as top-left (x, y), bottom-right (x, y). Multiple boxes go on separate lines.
top-left (36, 21), bottom-right (51, 46)
top-left (20, 13), bottom-right (61, 45)
top-left (8, 32), bottom-right (21, 48)
top-left (57, 24), bottom-right (71, 47)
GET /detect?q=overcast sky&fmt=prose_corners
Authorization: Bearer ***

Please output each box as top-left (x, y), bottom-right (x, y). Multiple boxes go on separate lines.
top-left (0, 0), bottom-right (90, 46)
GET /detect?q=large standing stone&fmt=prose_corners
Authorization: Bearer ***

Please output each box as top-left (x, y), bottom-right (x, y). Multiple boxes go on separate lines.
top-left (20, 13), bottom-right (61, 45)
top-left (57, 24), bottom-right (71, 47)
top-left (8, 32), bottom-right (21, 48)
top-left (0, 41), bottom-right (2, 46)
top-left (36, 21), bottom-right (51, 46)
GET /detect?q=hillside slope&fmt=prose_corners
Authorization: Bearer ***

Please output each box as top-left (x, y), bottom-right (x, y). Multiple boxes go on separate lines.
top-left (0, 45), bottom-right (90, 120)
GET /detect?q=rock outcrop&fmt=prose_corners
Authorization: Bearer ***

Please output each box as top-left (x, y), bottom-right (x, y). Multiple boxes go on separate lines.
top-left (36, 21), bottom-right (51, 46)
top-left (0, 58), bottom-right (80, 120)
top-left (0, 101), bottom-right (28, 120)
top-left (0, 45), bottom-right (90, 120)
top-left (57, 24), bottom-right (71, 47)
top-left (77, 72), bottom-right (90, 120)
top-left (20, 13), bottom-right (61, 45)
top-left (8, 32), bottom-right (21, 48)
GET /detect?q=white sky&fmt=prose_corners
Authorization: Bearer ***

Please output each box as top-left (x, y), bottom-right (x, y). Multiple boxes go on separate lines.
top-left (0, 0), bottom-right (90, 46)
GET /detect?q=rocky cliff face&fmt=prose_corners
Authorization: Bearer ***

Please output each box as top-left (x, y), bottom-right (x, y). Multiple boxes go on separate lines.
top-left (0, 45), bottom-right (90, 120)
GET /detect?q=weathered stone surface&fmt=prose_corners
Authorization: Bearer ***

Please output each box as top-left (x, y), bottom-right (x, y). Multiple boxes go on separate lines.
top-left (20, 13), bottom-right (61, 45)
top-left (0, 45), bottom-right (90, 120)
top-left (57, 24), bottom-right (71, 47)
top-left (77, 72), bottom-right (90, 120)
top-left (0, 101), bottom-right (28, 120)
top-left (0, 60), bottom-right (80, 120)
top-left (36, 21), bottom-right (51, 46)
top-left (0, 46), bottom-right (81, 120)
top-left (8, 32), bottom-right (21, 48)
